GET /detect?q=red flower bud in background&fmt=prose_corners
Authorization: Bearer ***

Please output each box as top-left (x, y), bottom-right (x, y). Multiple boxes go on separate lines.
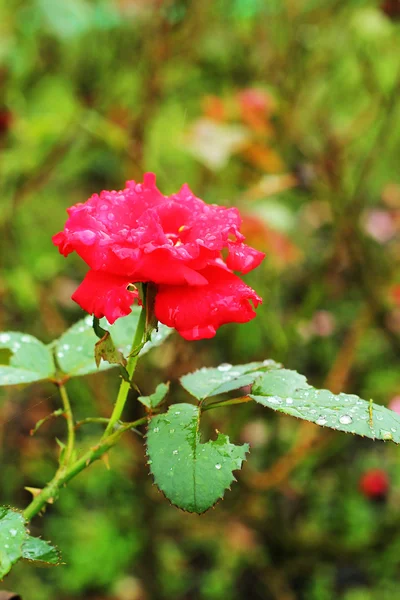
top-left (359, 469), bottom-right (389, 500)
top-left (53, 173), bottom-right (265, 340)
top-left (0, 108), bottom-right (12, 137)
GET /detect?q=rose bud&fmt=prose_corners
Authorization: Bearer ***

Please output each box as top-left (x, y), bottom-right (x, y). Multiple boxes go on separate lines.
top-left (359, 469), bottom-right (389, 501)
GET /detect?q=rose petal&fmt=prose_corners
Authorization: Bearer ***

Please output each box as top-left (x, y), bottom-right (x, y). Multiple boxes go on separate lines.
top-left (72, 271), bottom-right (138, 324)
top-left (226, 241), bottom-right (265, 274)
top-left (155, 267), bottom-right (262, 340)
top-left (53, 173), bottom-right (167, 272)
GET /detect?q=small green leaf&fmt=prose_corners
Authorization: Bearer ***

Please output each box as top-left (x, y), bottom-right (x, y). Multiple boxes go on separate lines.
top-left (250, 368), bottom-right (400, 442)
top-left (0, 333), bottom-right (55, 386)
top-left (138, 382), bottom-right (170, 410)
top-left (54, 307), bottom-right (172, 377)
top-left (0, 507), bottom-right (61, 579)
top-left (21, 536), bottom-right (61, 565)
top-left (180, 360), bottom-right (279, 401)
top-left (94, 331), bottom-right (127, 369)
top-left (146, 403), bottom-right (248, 513)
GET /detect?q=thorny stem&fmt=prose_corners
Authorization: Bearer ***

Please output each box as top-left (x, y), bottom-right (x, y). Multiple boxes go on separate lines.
top-left (23, 416), bottom-right (147, 522)
top-left (102, 306), bottom-right (147, 438)
top-left (24, 307), bottom-right (147, 522)
top-left (24, 382), bottom-right (75, 521)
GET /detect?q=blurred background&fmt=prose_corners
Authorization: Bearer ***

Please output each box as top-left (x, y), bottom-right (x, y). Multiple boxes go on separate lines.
top-left (1, 0), bottom-right (400, 598)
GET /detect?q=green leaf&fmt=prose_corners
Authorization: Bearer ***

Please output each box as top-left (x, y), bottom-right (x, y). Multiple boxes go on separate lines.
top-left (146, 403), bottom-right (248, 513)
top-left (21, 536), bottom-right (61, 565)
top-left (54, 308), bottom-right (172, 377)
top-left (250, 368), bottom-right (400, 442)
top-left (0, 508), bottom-right (26, 579)
top-left (138, 382), bottom-right (170, 410)
top-left (0, 333), bottom-right (55, 386)
top-left (0, 507), bottom-right (61, 579)
top-left (180, 360), bottom-right (279, 401)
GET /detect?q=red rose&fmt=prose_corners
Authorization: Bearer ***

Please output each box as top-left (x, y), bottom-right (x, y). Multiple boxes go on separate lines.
top-left (53, 173), bottom-right (264, 340)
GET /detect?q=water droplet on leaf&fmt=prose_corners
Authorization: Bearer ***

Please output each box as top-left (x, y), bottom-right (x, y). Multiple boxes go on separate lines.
top-left (218, 363), bottom-right (232, 372)
top-left (339, 415), bottom-right (352, 425)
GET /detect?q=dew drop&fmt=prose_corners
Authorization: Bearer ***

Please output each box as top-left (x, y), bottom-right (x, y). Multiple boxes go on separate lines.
top-left (174, 411), bottom-right (181, 415)
top-left (286, 398), bottom-right (293, 405)
top-left (0, 334), bottom-right (10, 343)
top-left (9, 529), bottom-right (17, 537)
top-left (339, 415), bottom-right (353, 425)
top-left (217, 363), bottom-right (232, 372)
top-left (267, 396), bottom-right (282, 405)
top-left (215, 464), bottom-right (222, 470)
top-left (316, 416), bottom-right (327, 426)
top-left (169, 429), bottom-right (175, 434)
top-left (172, 450), bottom-right (179, 455)
top-left (153, 427), bottom-right (159, 433)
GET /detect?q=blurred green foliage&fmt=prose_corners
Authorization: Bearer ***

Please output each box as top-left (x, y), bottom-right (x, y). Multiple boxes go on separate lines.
top-left (1, 0), bottom-right (400, 598)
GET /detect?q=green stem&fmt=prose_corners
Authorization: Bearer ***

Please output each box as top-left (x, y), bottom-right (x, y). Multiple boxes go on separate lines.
top-left (115, 417), bottom-right (148, 434)
top-left (23, 382), bottom-right (75, 521)
top-left (202, 396), bottom-right (253, 412)
top-left (58, 383), bottom-right (75, 469)
top-left (75, 417), bottom-right (110, 430)
top-left (23, 416), bottom-right (146, 521)
top-left (102, 306), bottom-right (147, 438)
